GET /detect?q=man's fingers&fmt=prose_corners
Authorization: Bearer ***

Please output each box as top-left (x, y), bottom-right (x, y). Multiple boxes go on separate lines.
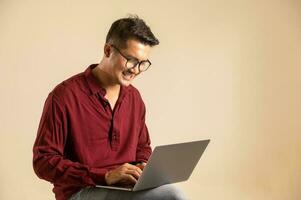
top-left (123, 163), bottom-right (142, 174)
top-left (123, 174), bottom-right (137, 184)
top-left (136, 162), bottom-right (146, 170)
top-left (104, 163), bottom-right (143, 186)
top-left (125, 169), bottom-right (141, 179)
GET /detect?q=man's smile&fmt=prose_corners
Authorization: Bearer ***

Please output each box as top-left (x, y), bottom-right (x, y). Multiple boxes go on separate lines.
top-left (122, 70), bottom-right (135, 80)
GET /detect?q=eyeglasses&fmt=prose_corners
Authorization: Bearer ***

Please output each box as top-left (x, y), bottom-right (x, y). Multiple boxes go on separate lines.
top-left (111, 44), bottom-right (152, 74)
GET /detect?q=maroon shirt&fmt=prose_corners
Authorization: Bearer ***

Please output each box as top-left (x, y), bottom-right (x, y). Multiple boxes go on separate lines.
top-left (33, 64), bottom-right (152, 200)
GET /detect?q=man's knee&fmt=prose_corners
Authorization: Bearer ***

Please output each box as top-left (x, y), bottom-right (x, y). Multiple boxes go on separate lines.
top-left (150, 185), bottom-right (187, 200)
top-left (167, 185), bottom-right (187, 200)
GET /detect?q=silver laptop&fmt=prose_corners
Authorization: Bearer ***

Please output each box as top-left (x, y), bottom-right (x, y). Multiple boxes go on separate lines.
top-left (96, 139), bottom-right (210, 191)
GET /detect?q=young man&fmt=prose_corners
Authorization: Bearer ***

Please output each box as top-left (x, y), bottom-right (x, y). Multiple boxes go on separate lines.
top-left (33, 16), bottom-right (186, 200)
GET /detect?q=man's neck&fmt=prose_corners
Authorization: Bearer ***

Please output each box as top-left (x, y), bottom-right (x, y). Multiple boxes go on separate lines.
top-left (92, 63), bottom-right (120, 93)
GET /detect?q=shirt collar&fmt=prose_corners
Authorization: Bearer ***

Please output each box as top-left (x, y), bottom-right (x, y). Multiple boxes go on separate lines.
top-left (84, 64), bottom-right (131, 96)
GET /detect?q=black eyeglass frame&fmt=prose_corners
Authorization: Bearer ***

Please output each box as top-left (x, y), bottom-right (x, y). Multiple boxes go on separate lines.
top-left (111, 44), bottom-right (152, 74)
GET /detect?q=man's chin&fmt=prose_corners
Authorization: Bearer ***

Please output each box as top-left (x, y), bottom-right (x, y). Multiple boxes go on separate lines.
top-left (119, 79), bottom-right (132, 87)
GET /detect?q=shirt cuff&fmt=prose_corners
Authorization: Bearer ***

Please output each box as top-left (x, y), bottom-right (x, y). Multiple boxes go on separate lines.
top-left (89, 167), bottom-right (108, 185)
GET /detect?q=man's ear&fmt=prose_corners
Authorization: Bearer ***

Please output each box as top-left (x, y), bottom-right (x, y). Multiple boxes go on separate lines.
top-left (104, 44), bottom-right (112, 58)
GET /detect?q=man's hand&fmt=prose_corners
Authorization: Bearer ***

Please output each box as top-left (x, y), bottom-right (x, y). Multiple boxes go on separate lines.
top-left (105, 163), bottom-right (143, 186)
top-left (136, 162), bottom-right (147, 170)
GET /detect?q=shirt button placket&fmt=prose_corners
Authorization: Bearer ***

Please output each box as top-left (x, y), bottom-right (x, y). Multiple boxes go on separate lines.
top-left (111, 129), bottom-right (120, 151)
top-left (111, 104), bottom-right (120, 151)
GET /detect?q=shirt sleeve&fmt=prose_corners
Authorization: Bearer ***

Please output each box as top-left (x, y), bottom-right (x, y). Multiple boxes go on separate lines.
top-left (33, 93), bottom-right (108, 187)
top-left (135, 102), bottom-right (152, 163)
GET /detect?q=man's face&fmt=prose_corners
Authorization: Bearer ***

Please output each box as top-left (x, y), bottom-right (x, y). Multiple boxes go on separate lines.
top-left (109, 39), bottom-right (151, 87)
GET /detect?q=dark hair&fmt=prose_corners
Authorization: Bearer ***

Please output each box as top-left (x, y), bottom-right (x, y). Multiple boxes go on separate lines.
top-left (105, 15), bottom-right (159, 49)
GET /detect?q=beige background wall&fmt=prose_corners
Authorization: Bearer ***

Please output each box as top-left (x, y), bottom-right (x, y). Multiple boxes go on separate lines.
top-left (1, 0), bottom-right (300, 199)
